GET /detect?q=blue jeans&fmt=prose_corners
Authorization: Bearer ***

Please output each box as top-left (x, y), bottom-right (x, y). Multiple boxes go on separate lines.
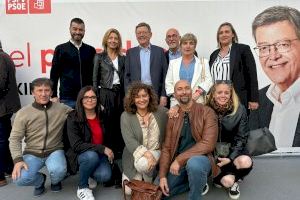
top-left (0, 114), bottom-right (13, 179)
top-left (60, 98), bottom-right (76, 109)
top-left (164, 155), bottom-right (211, 200)
top-left (78, 151), bottom-right (112, 188)
top-left (14, 150), bottom-right (67, 188)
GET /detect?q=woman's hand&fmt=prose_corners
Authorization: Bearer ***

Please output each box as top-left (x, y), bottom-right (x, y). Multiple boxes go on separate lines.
top-left (192, 88), bottom-right (202, 100)
top-left (144, 151), bottom-right (157, 171)
top-left (217, 157), bottom-right (231, 167)
top-left (168, 105), bottom-right (179, 118)
top-left (104, 147), bottom-right (114, 164)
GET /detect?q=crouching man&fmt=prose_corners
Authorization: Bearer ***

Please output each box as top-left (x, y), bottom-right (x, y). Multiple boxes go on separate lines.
top-left (9, 78), bottom-right (72, 196)
top-left (159, 80), bottom-right (218, 200)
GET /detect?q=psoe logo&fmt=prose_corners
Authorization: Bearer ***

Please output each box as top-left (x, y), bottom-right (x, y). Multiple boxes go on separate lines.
top-left (6, 0), bottom-right (51, 14)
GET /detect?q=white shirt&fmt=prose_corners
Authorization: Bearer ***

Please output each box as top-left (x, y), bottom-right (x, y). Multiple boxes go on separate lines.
top-left (112, 57), bottom-right (120, 85)
top-left (267, 78), bottom-right (300, 147)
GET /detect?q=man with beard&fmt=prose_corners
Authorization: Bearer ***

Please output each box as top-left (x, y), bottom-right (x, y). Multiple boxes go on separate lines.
top-left (50, 18), bottom-right (96, 108)
top-left (158, 80), bottom-right (218, 200)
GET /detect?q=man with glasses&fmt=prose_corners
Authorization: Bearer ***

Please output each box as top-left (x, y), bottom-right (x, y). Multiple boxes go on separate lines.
top-left (125, 22), bottom-right (168, 106)
top-left (251, 6), bottom-right (300, 147)
top-left (9, 78), bottom-right (72, 196)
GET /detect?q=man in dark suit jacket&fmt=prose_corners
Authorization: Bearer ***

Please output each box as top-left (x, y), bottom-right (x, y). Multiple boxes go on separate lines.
top-left (250, 6), bottom-right (300, 147)
top-left (125, 22), bottom-right (168, 106)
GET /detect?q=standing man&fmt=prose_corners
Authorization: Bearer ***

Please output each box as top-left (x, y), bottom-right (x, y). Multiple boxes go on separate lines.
top-left (165, 28), bottom-right (182, 64)
top-left (125, 22), bottom-right (168, 106)
top-left (50, 18), bottom-right (96, 108)
top-left (251, 6), bottom-right (300, 147)
top-left (0, 40), bottom-right (21, 186)
top-left (9, 78), bottom-right (72, 197)
top-left (159, 80), bottom-right (218, 200)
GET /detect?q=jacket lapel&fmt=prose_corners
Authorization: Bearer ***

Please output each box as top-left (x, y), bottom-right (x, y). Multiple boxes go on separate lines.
top-left (134, 47), bottom-right (142, 80)
top-left (229, 44), bottom-right (237, 79)
top-left (191, 57), bottom-right (200, 89)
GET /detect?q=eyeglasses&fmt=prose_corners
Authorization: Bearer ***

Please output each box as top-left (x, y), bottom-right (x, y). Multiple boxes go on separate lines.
top-left (254, 39), bottom-right (299, 58)
top-left (82, 96), bottom-right (97, 101)
top-left (166, 34), bottom-right (179, 40)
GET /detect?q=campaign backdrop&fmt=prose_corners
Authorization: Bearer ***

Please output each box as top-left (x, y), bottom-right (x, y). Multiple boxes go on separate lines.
top-left (1, 0), bottom-right (300, 152)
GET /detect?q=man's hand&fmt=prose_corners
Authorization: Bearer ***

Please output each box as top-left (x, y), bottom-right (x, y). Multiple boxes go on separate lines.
top-left (104, 147), bottom-right (114, 164)
top-left (217, 157), bottom-right (231, 167)
top-left (159, 177), bottom-right (170, 196)
top-left (169, 160), bottom-right (180, 175)
top-left (159, 96), bottom-right (167, 107)
top-left (248, 102), bottom-right (259, 110)
top-left (50, 97), bottom-right (60, 103)
top-left (12, 161), bottom-right (28, 180)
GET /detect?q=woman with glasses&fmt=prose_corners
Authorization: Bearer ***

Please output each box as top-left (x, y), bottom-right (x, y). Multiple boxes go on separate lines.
top-left (66, 86), bottom-right (114, 200)
top-left (207, 81), bottom-right (252, 200)
top-left (121, 82), bottom-right (168, 195)
top-left (93, 28), bottom-right (125, 187)
top-left (209, 22), bottom-right (259, 113)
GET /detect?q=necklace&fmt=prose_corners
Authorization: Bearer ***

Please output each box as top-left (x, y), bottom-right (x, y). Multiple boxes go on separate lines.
top-left (136, 111), bottom-right (149, 125)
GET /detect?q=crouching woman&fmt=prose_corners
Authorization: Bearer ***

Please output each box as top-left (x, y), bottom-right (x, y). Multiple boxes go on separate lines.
top-left (121, 82), bottom-right (168, 194)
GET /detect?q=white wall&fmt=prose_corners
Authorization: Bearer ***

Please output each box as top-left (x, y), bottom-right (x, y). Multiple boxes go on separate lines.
top-left (1, 0), bottom-right (299, 105)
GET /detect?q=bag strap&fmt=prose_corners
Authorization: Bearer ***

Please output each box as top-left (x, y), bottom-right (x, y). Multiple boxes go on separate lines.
top-left (200, 57), bottom-right (206, 82)
top-left (123, 180), bottom-right (129, 200)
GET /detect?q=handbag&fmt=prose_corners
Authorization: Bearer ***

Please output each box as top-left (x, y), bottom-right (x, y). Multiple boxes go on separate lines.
top-left (123, 179), bottom-right (162, 200)
top-left (246, 127), bottom-right (277, 156)
top-left (215, 142), bottom-right (231, 158)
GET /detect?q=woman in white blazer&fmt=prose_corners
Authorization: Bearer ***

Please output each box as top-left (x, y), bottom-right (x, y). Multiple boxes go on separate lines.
top-left (165, 33), bottom-right (213, 107)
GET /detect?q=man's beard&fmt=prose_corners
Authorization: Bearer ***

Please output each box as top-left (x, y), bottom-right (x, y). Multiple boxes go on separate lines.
top-left (178, 96), bottom-right (190, 105)
top-left (71, 34), bottom-right (84, 42)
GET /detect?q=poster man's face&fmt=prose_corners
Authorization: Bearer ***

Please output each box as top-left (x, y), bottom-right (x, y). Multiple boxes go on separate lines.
top-left (255, 20), bottom-right (300, 91)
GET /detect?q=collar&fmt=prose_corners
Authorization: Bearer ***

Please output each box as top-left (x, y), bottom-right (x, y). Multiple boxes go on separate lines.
top-left (32, 101), bottom-right (53, 110)
top-left (70, 39), bottom-right (83, 49)
top-left (169, 48), bottom-right (180, 55)
top-left (267, 78), bottom-right (300, 105)
top-left (139, 44), bottom-right (151, 51)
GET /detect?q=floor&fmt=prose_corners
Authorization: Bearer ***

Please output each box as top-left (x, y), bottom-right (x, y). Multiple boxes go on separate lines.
top-left (0, 155), bottom-right (299, 200)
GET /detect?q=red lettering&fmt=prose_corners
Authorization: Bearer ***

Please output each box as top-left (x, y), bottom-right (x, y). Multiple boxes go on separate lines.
top-left (10, 50), bottom-right (24, 67)
top-left (41, 49), bottom-right (54, 73)
top-left (27, 42), bottom-right (31, 66)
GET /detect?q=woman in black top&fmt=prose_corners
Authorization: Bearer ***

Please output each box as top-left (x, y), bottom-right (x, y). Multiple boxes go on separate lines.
top-left (207, 81), bottom-right (252, 200)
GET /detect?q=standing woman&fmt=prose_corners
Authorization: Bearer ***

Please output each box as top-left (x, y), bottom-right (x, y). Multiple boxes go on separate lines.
top-left (209, 22), bottom-right (259, 112)
top-left (93, 28), bottom-right (125, 185)
top-left (207, 81), bottom-right (252, 200)
top-left (121, 82), bottom-right (168, 194)
top-left (165, 33), bottom-right (213, 107)
top-left (66, 86), bottom-right (114, 200)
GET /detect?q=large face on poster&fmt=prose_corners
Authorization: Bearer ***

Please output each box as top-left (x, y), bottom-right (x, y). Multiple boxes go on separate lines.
top-left (0, 0), bottom-right (299, 150)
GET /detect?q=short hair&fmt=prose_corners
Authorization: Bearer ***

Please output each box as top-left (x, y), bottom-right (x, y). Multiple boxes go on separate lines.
top-left (180, 33), bottom-right (197, 47)
top-left (102, 28), bottom-right (123, 55)
top-left (135, 22), bottom-right (151, 33)
top-left (206, 81), bottom-right (239, 116)
top-left (30, 78), bottom-right (53, 92)
top-left (124, 82), bottom-right (158, 114)
top-left (75, 86), bottom-right (101, 122)
top-left (70, 17), bottom-right (84, 27)
top-left (216, 22), bottom-right (239, 48)
top-left (252, 6), bottom-right (300, 41)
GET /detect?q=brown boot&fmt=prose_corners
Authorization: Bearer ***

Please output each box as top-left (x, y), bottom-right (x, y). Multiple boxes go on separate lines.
top-left (0, 179), bottom-right (7, 187)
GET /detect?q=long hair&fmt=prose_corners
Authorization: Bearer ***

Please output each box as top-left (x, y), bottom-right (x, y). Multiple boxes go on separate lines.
top-left (102, 28), bottom-right (123, 55)
top-left (206, 81), bottom-right (239, 116)
top-left (75, 86), bottom-right (101, 122)
top-left (124, 82), bottom-right (158, 114)
top-left (216, 22), bottom-right (239, 48)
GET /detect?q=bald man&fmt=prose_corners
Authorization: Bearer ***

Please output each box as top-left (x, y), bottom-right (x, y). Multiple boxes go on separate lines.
top-left (158, 80), bottom-right (218, 199)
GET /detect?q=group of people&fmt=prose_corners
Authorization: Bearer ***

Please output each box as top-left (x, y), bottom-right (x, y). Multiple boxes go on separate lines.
top-left (0, 5), bottom-right (300, 200)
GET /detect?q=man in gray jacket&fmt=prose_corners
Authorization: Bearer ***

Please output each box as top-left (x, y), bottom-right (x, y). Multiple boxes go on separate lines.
top-left (0, 40), bottom-right (21, 186)
top-left (9, 78), bottom-right (72, 197)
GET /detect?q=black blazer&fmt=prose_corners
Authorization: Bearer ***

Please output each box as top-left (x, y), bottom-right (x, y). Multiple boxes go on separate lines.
top-left (209, 43), bottom-right (259, 108)
top-left (249, 85), bottom-right (300, 147)
top-left (124, 45), bottom-right (168, 97)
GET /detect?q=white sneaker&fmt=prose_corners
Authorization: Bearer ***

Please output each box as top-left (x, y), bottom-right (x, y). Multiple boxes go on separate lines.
top-left (229, 182), bottom-right (240, 199)
top-left (77, 187), bottom-right (95, 200)
top-left (88, 178), bottom-right (97, 189)
top-left (201, 183), bottom-right (209, 196)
